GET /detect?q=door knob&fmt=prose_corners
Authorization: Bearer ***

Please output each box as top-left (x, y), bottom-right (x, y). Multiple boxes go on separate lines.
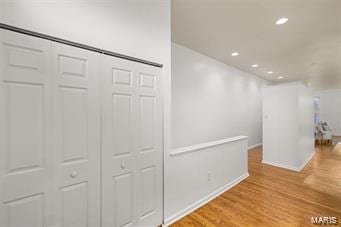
top-left (70, 171), bottom-right (78, 178)
top-left (121, 162), bottom-right (126, 169)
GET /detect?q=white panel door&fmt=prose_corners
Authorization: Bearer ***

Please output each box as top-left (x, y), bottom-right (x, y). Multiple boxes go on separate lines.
top-left (51, 43), bottom-right (101, 227)
top-left (0, 30), bottom-right (53, 227)
top-left (102, 56), bottom-right (163, 227)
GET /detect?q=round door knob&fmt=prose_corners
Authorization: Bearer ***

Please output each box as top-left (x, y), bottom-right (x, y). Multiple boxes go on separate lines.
top-left (121, 162), bottom-right (126, 169)
top-left (70, 171), bottom-right (78, 178)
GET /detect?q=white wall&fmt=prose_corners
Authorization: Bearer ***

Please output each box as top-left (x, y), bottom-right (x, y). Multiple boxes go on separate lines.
top-left (0, 0), bottom-right (170, 65)
top-left (165, 43), bottom-right (266, 224)
top-left (262, 82), bottom-right (314, 171)
top-left (299, 86), bottom-right (315, 164)
top-left (164, 139), bottom-right (248, 225)
top-left (315, 89), bottom-right (341, 136)
top-left (263, 83), bottom-right (299, 167)
top-left (171, 43), bottom-right (266, 149)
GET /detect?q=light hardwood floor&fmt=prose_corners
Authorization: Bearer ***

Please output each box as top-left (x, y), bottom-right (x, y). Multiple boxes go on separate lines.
top-left (170, 144), bottom-right (341, 227)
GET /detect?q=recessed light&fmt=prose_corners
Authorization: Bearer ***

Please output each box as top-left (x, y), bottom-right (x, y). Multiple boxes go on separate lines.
top-left (251, 64), bottom-right (259, 68)
top-left (276, 17), bottom-right (288, 25)
top-left (231, 52), bottom-right (239, 56)
top-left (267, 71), bottom-right (273, 74)
top-left (277, 76), bottom-right (284, 79)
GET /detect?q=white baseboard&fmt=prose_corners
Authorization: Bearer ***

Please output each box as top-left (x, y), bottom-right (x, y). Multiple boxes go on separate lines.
top-left (297, 151), bottom-right (315, 171)
top-left (262, 160), bottom-right (300, 171)
top-left (248, 143), bottom-right (262, 150)
top-left (262, 151), bottom-right (315, 172)
top-left (163, 172), bottom-right (249, 226)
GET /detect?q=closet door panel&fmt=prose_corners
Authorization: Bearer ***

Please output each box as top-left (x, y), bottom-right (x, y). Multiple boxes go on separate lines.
top-left (60, 182), bottom-right (88, 227)
top-left (0, 30), bottom-right (53, 227)
top-left (102, 57), bottom-right (137, 227)
top-left (102, 55), bottom-right (163, 227)
top-left (113, 172), bottom-right (134, 227)
top-left (52, 43), bottom-right (101, 227)
top-left (4, 193), bottom-right (44, 227)
top-left (112, 93), bottom-right (133, 157)
top-left (136, 65), bottom-right (163, 226)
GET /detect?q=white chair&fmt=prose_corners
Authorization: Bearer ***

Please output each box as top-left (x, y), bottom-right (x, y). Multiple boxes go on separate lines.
top-left (317, 122), bottom-right (333, 144)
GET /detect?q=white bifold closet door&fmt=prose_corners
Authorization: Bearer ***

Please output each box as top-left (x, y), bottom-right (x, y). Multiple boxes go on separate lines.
top-left (0, 29), bottom-right (54, 227)
top-left (101, 55), bottom-right (163, 227)
top-left (51, 43), bottom-right (101, 227)
top-left (0, 29), bottom-right (163, 227)
top-left (0, 30), bottom-right (101, 227)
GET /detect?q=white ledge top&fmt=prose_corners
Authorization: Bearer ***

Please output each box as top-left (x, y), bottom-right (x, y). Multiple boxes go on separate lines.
top-left (169, 135), bottom-right (248, 157)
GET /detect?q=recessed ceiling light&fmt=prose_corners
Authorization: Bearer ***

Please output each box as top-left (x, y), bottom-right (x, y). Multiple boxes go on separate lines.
top-left (277, 76), bottom-right (284, 79)
top-left (276, 17), bottom-right (288, 25)
top-left (251, 64), bottom-right (259, 68)
top-left (231, 52), bottom-right (239, 56)
top-left (267, 71), bottom-right (273, 74)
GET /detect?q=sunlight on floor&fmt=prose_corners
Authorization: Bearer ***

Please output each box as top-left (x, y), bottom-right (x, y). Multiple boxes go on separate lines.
top-left (304, 144), bottom-right (341, 198)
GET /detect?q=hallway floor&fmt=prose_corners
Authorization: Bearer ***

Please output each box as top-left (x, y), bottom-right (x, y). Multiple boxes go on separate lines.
top-left (171, 144), bottom-right (341, 227)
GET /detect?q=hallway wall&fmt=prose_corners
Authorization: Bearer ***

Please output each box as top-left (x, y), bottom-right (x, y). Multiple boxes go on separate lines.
top-left (171, 43), bottom-right (266, 149)
top-left (315, 89), bottom-right (341, 136)
top-left (165, 43), bottom-right (267, 224)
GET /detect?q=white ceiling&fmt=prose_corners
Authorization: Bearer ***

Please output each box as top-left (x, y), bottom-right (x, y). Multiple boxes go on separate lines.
top-left (172, 0), bottom-right (341, 90)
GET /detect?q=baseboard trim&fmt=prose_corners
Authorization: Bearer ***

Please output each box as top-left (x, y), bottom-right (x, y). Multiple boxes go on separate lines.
top-left (262, 160), bottom-right (300, 171)
top-left (262, 151), bottom-right (315, 172)
top-left (248, 143), bottom-right (262, 150)
top-left (297, 151), bottom-right (315, 171)
top-left (163, 172), bottom-right (249, 226)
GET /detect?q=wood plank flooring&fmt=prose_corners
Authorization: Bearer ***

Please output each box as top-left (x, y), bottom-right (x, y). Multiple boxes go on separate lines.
top-left (170, 144), bottom-right (341, 227)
